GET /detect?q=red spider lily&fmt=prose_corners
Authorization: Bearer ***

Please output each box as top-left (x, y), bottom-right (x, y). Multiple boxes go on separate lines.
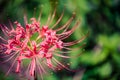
top-left (0, 9), bottom-right (88, 80)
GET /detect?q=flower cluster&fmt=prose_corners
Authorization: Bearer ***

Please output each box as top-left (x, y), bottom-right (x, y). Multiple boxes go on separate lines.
top-left (0, 10), bottom-right (87, 79)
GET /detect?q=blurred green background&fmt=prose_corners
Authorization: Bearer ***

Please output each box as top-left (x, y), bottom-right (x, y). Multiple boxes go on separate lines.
top-left (0, 0), bottom-right (120, 80)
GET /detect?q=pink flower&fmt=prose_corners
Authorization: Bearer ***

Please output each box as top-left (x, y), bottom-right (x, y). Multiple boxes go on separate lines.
top-left (0, 10), bottom-right (88, 79)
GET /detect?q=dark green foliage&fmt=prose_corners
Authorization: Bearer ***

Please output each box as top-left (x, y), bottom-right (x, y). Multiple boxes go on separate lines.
top-left (0, 0), bottom-right (120, 80)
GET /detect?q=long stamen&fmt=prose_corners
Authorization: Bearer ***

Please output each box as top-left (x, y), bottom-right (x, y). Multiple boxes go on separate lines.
top-left (43, 60), bottom-right (56, 71)
top-left (54, 53), bottom-right (70, 58)
top-left (0, 52), bottom-right (14, 58)
top-left (30, 58), bottom-right (36, 76)
top-left (0, 51), bottom-right (19, 63)
top-left (37, 57), bottom-right (47, 74)
top-left (46, 13), bottom-right (51, 25)
top-left (54, 51), bottom-right (83, 59)
top-left (5, 54), bottom-right (18, 76)
top-left (36, 59), bottom-right (44, 80)
top-left (63, 32), bottom-right (89, 46)
top-left (48, 8), bottom-right (56, 26)
top-left (55, 13), bottom-right (75, 32)
top-left (8, 19), bottom-right (14, 30)
top-left (52, 9), bottom-right (64, 29)
top-left (57, 20), bottom-right (80, 40)
top-left (38, 9), bottom-right (42, 22)
top-left (24, 12), bottom-right (28, 25)
top-left (0, 36), bottom-right (7, 43)
top-left (26, 60), bottom-right (32, 76)
top-left (0, 24), bottom-right (9, 37)
top-left (33, 8), bottom-right (36, 18)
top-left (52, 57), bottom-right (71, 71)
top-left (62, 43), bottom-right (86, 51)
